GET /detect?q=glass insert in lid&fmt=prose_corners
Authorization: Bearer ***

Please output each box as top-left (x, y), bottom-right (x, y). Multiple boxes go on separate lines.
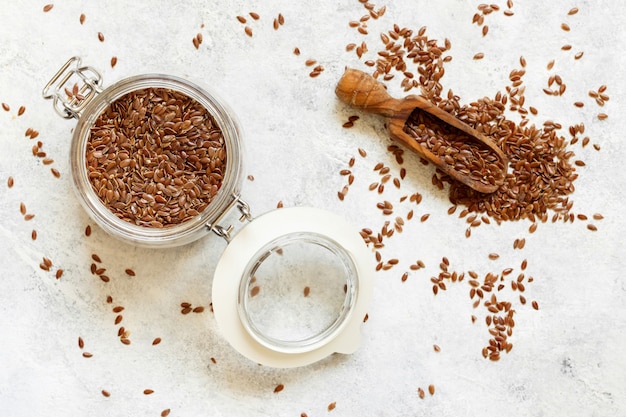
top-left (238, 232), bottom-right (358, 354)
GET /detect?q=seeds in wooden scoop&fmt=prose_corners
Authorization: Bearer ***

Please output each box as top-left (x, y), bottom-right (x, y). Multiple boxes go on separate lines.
top-left (86, 87), bottom-right (227, 228)
top-left (404, 109), bottom-right (505, 190)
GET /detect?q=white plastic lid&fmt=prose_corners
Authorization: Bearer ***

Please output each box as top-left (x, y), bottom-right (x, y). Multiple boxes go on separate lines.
top-left (212, 207), bottom-right (373, 368)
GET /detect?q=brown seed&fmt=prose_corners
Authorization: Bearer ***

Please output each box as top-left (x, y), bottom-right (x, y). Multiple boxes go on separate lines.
top-left (112, 306), bottom-right (124, 313)
top-left (293, 47), bottom-right (300, 55)
top-left (51, 168), bottom-right (60, 178)
top-left (488, 253), bottom-right (500, 260)
top-left (125, 268), bottom-right (136, 276)
top-left (120, 338), bottom-right (131, 345)
top-left (79, 13), bottom-right (85, 24)
top-left (433, 344), bottom-right (440, 352)
top-left (17, 106), bottom-right (25, 116)
top-left (110, 56), bottom-right (117, 68)
top-left (152, 337), bottom-right (161, 345)
top-left (43, 4), bottom-right (54, 12)
top-left (7, 176), bottom-right (14, 188)
top-left (428, 384), bottom-right (435, 395)
top-left (328, 402), bottom-right (336, 411)
top-left (244, 26), bottom-right (253, 37)
top-left (236, 15), bottom-right (246, 24)
top-left (20, 202), bottom-right (26, 215)
top-left (181, 307), bottom-right (192, 314)
top-left (274, 384), bottom-right (284, 393)
top-left (303, 286), bottom-right (310, 297)
top-left (143, 389), bottom-right (154, 395)
top-left (98, 32), bottom-right (105, 42)
top-left (193, 306), bottom-right (205, 313)
top-left (31, 230), bottom-right (37, 240)
top-left (91, 254), bottom-right (102, 263)
top-left (417, 387), bottom-right (425, 399)
top-left (473, 52), bottom-right (484, 60)
top-left (278, 13), bottom-right (284, 25)
top-left (250, 286), bottom-right (260, 297)
top-left (82, 352), bottom-right (93, 358)
top-left (587, 224), bottom-right (597, 231)
top-left (249, 12), bottom-right (260, 20)
top-left (161, 410), bottom-right (171, 417)
top-left (78, 337), bottom-right (84, 349)
top-left (568, 7), bottom-right (579, 15)
top-left (56, 269), bottom-right (63, 279)
top-left (1, 102), bottom-right (9, 111)
top-left (597, 113), bottom-right (608, 120)
top-left (101, 390), bottom-right (110, 397)
top-left (561, 23), bottom-right (570, 31)
top-left (114, 315), bottom-right (123, 324)
top-left (531, 300), bottom-right (539, 310)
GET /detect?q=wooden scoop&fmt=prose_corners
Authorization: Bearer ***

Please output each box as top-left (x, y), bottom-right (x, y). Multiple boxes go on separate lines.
top-left (335, 68), bottom-right (508, 194)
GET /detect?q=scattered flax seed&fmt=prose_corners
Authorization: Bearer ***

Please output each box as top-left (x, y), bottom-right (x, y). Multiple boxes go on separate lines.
top-left (20, 202), bottom-right (26, 215)
top-left (161, 410), bottom-right (171, 417)
top-left (568, 7), bottom-right (579, 15)
top-left (236, 15), bottom-right (247, 24)
top-left (597, 113), bottom-right (608, 120)
top-left (121, 338), bottom-right (131, 345)
top-left (278, 13), bottom-right (284, 25)
top-left (152, 337), bottom-right (161, 345)
top-left (293, 47), bottom-right (300, 55)
top-left (114, 315), bottom-right (123, 325)
top-left (7, 176), bottom-right (14, 188)
top-left (31, 230), bottom-right (37, 240)
top-left (249, 12), bottom-right (260, 20)
top-left (433, 344), bottom-right (441, 352)
top-left (274, 384), bottom-right (284, 393)
top-left (85, 225), bottom-right (91, 236)
top-left (531, 300), bottom-right (539, 310)
top-left (304, 286), bottom-right (310, 297)
top-left (92, 254), bottom-right (102, 263)
top-left (473, 52), bottom-right (484, 60)
top-left (78, 337), bottom-right (84, 349)
top-left (244, 26), bottom-right (253, 37)
top-left (328, 402), bottom-right (336, 412)
top-left (18, 106), bottom-right (25, 116)
top-left (250, 286), bottom-right (260, 297)
top-left (51, 168), bottom-right (60, 178)
top-left (43, 4), bottom-right (54, 12)
top-left (417, 387), bottom-right (425, 399)
top-left (110, 57), bottom-right (117, 68)
top-left (488, 253), bottom-right (500, 260)
top-left (181, 307), bottom-right (192, 314)
top-left (420, 214), bottom-right (430, 222)
top-left (125, 268), bottom-right (136, 276)
top-left (98, 32), bottom-right (105, 42)
top-left (101, 390), bottom-right (110, 397)
top-left (143, 389), bottom-right (154, 395)
top-left (193, 306), bottom-right (205, 313)
top-left (428, 384), bottom-right (435, 396)
top-left (55, 269), bottom-right (63, 279)
top-left (587, 224), bottom-right (597, 231)
top-left (1, 103), bottom-right (9, 111)
top-left (112, 306), bottom-right (124, 313)
top-left (593, 213), bottom-right (604, 220)
top-left (80, 13), bottom-right (85, 24)
top-left (82, 352), bottom-right (93, 358)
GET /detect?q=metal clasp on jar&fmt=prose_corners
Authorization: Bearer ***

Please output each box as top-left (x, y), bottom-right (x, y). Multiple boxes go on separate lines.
top-left (42, 56), bottom-right (103, 119)
top-left (208, 194), bottom-right (252, 242)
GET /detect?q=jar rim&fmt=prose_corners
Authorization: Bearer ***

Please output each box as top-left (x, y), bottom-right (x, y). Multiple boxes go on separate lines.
top-left (70, 74), bottom-right (244, 247)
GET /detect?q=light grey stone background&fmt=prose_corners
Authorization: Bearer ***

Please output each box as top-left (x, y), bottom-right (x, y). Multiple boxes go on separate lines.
top-left (0, 1), bottom-right (624, 416)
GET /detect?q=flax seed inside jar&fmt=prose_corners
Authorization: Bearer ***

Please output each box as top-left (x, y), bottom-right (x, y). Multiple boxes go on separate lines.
top-left (56, 70), bottom-right (244, 247)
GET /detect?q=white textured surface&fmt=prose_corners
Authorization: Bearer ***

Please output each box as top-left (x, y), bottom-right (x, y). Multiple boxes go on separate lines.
top-left (1, 1), bottom-right (625, 416)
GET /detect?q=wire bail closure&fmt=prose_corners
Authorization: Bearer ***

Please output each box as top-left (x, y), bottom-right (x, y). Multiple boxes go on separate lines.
top-left (42, 56), bottom-right (103, 119)
top-left (208, 194), bottom-right (252, 242)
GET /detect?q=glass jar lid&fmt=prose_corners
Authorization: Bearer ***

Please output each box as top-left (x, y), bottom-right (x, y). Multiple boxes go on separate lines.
top-left (212, 207), bottom-right (374, 368)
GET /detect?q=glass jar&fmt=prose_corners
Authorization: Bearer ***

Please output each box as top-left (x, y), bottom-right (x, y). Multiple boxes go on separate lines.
top-left (43, 57), bottom-right (245, 248)
top-left (43, 57), bottom-right (373, 368)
